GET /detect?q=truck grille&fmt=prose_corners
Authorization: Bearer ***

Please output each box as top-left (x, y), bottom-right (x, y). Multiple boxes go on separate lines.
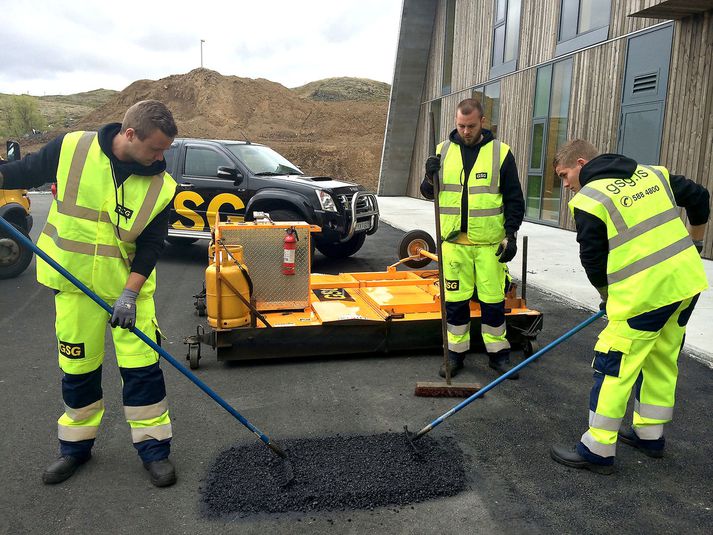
top-left (338, 193), bottom-right (378, 217)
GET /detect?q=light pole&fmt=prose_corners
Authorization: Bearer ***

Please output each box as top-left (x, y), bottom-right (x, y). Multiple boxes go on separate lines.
top-left (200, 39), bottom-right (205, 68)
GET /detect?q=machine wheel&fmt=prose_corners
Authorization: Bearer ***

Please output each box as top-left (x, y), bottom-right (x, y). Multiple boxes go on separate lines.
top-left (523, 338), bottom-right (540, 357)
top-left (0, 222), bottom-right (33, 279)
top-left (398, 229), bottom-right (436, 269)
top-left (315, 232), bottom-right (366, 258)
top-left (188, 345), bottom-right (200, 369)
top-left (194, 296), bottom-right (207, 317)
top-left (167, 236), bottom-right (199, 246)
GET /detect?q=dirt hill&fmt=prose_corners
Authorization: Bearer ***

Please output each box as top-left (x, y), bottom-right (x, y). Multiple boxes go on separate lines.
top-left (62, 69), bottom-right (387, 191)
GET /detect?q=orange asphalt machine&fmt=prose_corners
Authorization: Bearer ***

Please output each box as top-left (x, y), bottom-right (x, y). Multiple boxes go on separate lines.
top-left (183, 216), bottom-right (543, 369)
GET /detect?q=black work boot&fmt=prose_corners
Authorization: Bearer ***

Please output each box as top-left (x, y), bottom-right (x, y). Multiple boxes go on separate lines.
top-left (438, 352), bottom-right (465, 378)
top-left (43, 454), bottom-right (91, 484)
top-left (550, 444), bottom-right (614, 475)
top-left (144, 458), bottom-right (177, 487)
top-left (618, 427), bottom-right (664, 458)
top-left (488, 354), bottom-right (519, 380)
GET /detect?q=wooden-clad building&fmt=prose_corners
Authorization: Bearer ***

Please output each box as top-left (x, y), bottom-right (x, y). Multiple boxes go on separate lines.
top-left (380, 0), bottom-right (713, 258)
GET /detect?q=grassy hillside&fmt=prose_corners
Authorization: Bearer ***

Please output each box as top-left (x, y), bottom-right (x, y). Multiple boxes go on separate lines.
top-left (292, 77), bottom-right (391, 101)
top-left (0, 89), bottom-right (117, 137)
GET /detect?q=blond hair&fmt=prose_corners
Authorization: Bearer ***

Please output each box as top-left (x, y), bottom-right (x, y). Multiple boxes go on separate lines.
top-left (553, 139), bottom-right (600, 168)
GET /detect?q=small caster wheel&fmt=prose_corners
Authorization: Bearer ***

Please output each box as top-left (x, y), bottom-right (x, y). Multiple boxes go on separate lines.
top-left (524, 338), bottom-right (539, 357)
top-left (187, 344), bottom-right (201, 369)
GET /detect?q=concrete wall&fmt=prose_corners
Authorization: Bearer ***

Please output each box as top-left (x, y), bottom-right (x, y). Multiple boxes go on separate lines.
top-left (378, 0), bottom-right (437, 196)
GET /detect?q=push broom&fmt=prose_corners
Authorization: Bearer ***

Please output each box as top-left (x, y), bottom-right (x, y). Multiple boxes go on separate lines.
top-left (0, 216), bottom-right (293, 475)
top-left (406, 309), bottom-right (606, 444)
top-left (414, 112), bottom-right (481, 398)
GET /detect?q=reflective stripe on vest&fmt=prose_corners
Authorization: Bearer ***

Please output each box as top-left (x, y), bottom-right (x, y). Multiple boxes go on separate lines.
top-left (569, 164), bottom-right (707, 319)
top-left (36, 131), bottom-right (177, 298)
top-left (436, 139), bottom-right (506, 244)
top-left (574, 167), bottom-right (690, 284)
top-left (55, 132), bottom-right (168, 243)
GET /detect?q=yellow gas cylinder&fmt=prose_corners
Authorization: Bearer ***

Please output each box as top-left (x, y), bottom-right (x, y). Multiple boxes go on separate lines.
top-left (205, 245), bottom-right (251, 329)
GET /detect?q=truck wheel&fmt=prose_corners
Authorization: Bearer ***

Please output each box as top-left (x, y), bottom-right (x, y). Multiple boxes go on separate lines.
top-left (398, 229), bottom-right (436, 268)
top-left (315, 232), bottom-right (366, 258)
top-left (167, 237), bottom-right (199, 246)
top-left (0, 222), bottom-right (33, 279)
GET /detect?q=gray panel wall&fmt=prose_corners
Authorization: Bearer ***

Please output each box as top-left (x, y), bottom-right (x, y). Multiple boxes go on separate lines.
top-left (378, 0), bottom-right (438, 196)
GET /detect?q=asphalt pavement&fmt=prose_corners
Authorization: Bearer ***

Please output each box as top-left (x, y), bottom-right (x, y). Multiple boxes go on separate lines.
top-left (0, 193), bottom-right (711, 534)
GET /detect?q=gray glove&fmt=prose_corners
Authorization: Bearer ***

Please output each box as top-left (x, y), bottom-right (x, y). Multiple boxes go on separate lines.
top-left (693, 240), bottom-right (704, 255)
top-left (110, 288), bottom-right (139, 329)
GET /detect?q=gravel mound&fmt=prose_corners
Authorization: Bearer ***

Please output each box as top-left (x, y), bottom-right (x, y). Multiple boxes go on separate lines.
top-left (201, 432), bottom-right (467, 518)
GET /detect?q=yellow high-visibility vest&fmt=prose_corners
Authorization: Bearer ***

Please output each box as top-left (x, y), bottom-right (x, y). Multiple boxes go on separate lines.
top-left (436, 139), bottom-right (508, 244)
top-left (36, 131), bottom-right (177, 299)
top-left (569, 164), bottom-right (707, 320)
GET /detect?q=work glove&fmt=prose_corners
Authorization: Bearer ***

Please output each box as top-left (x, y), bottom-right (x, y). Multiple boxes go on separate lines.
top-left (110, 288), bottom-right (139, 330)
top-left (424, 155), bottom-right (441, 183)
top-left (495, 234), bottom-right (517, 263)
top-left (693, 240), bottom-right (704, 255)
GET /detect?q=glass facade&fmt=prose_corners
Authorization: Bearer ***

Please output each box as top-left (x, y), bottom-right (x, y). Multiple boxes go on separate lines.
top-left (491, 0), bottom-right (521, 77)
top-left (442, 0), bottom-right (456, 94)
top-left (472, 82), bottom-right (501, 138)
top-left (557, 0), bottom-right (611, 56)
top-left (526, 59), bottom-right (573, 223)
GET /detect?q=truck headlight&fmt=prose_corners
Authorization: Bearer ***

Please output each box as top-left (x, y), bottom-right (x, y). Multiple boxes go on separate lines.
top-left (316, 190), bottom-right (338, 212)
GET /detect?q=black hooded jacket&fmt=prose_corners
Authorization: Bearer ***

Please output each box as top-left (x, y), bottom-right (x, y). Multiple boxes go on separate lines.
top-left (0, 123), bottom-right (171, 277)
top-left (574, 153), bottom-right (710, 289)
top-left (420, 128), bottom-right (524, 237)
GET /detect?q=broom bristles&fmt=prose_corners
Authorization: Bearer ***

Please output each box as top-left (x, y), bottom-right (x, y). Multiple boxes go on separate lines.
top-left (414, 381), bottom-right (480, 397)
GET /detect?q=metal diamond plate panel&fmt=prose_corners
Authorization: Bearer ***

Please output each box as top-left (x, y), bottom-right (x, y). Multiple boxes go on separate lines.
top-left (221, 225), bottom-right (311, 311)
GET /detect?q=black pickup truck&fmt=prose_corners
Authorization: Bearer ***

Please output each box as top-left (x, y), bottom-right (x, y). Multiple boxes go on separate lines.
top-left (163, 138), bottom-right (379, 258)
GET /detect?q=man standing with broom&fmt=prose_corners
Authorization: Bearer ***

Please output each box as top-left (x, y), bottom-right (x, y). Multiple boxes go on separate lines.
top-left (421, 98), bottom-right (525, 379)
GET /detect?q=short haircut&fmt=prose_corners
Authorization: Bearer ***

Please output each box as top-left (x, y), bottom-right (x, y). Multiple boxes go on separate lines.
top-left (456, 98), bottom-right (484, 117)
top-left (553, 139), bottom-right (600, 168)
top-left (121, 100), bottom-right (178, 140)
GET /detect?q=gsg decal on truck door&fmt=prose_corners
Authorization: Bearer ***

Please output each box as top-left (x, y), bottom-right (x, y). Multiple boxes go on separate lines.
top-left (171, 192), bottom-right (245, 231)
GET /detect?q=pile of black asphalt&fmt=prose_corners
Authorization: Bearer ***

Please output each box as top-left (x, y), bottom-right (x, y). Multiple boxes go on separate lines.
top-left (200, 432), bottom-right (467, 518)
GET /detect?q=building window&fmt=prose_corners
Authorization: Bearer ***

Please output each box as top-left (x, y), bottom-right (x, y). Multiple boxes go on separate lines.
top-left (490, 0), bottom-right (521, 78)
top-left (442, 0), bottom-right (456, 95)
top-left (473, 81), bottom-right (501, 138)
top-left (526, 58), bottom-right (573, 223)
top-left (556, 0), bottom-right (611, 56)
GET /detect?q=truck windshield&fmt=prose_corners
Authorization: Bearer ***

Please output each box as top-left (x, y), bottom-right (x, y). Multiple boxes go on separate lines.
top-left (226, 144), bottom-right (303, 176)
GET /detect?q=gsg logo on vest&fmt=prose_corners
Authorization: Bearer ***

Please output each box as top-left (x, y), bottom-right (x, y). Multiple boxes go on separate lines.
top-left (59, 341), bottom-right (85, 359)
top-left (445, 279), bottom-right (460, 291)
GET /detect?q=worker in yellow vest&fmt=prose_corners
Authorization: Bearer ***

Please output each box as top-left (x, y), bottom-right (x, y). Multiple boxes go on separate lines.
top-left (421, 98), bottom-right (525, 380)
top-left (550, 139), bottom-right (709, 474)
top-left (0, 101), bottom-right (179, 487)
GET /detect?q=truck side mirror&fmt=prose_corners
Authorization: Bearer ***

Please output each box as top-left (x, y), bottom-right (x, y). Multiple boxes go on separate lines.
top-left (217, 166), bottom-right (243, 185)
top-left (6, 141), bottom-right (20, 161)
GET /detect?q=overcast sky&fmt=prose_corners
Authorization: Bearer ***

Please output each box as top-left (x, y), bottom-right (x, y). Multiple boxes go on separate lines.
top-left (1, 0), bottom-right (403, 96)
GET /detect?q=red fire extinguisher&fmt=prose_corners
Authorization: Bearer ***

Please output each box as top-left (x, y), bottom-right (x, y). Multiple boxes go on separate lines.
top-left (282, 227), bottom-right (297, 275)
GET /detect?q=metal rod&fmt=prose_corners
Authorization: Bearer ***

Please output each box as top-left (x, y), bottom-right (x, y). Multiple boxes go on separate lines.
top-left (0, 216), bottom-right (286, 458)
top-left (522, 235), bottom-right (528, 302)
top-left (412, 309), bottom-right (606, 440)
top-left (429, 111), bottom-right (451, 385)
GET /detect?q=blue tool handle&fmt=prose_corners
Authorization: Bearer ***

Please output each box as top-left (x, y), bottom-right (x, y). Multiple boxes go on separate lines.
top-left (0, 215), bottom-right (278, 450)
top-left (415, 309), bottom-right (606, 439)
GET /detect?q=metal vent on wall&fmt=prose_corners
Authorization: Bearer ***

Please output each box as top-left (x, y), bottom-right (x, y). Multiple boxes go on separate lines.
top-left (632, 72), bottom-right (658, 94)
